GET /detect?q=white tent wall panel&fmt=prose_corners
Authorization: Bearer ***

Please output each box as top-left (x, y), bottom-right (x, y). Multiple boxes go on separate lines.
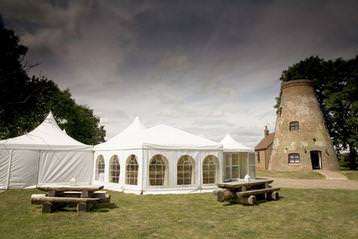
top-left (143, 149), bottom-right (223, 194)
top-left (0, 150), bottom-right (10, 189)
top-left (38, 151), bottom-right (93, 185)
top-left (9, 150), bottom-right (39, 189)
top-left (94, 149), bottom-right (223, 194)
top-left (248, 152), bottom-right (256, 178)
top-left (93, 150), bottom-right (143, 194)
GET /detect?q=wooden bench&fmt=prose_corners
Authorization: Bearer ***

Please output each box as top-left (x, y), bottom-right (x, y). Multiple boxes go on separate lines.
top-left (236, 188), bottom-right (280, 205)
top-left (31, 194), bottom-right (100, 213)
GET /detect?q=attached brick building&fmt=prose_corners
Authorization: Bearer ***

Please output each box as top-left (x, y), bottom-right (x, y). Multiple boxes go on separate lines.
top-left (255, 126), bottom-right (274, 170)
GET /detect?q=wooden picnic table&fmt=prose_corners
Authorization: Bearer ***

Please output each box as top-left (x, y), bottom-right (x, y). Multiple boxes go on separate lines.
top-left (218, 179), bottom-right (274, 191)
top-left (216, 179), bottom-right (280, 205)
top-left (37, 185), bottom-right (104, 197)
top-left (32, 185), bottom-right (109, 213)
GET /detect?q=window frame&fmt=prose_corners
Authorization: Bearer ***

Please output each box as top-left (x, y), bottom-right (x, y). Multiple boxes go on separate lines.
top-left (288, 153), bottom-right (300, 164)
top-left (109, 155), bottom-right (120, 183)
top-left (202, 155), bottom-right (218, 185)
top-left (289, 121), bottom-right (299, 131)
top-left (126, 155), bottom-right (138, 185)
top-left (177, 155), bottom-right (195, 185)
top-left (95, 155), bottom-right (105, 181)
top-left (149, 155), bottom-right (168, 186)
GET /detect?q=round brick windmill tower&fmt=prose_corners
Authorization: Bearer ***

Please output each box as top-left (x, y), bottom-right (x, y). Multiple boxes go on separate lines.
top-left (269, 79), bottom-right (339, 171)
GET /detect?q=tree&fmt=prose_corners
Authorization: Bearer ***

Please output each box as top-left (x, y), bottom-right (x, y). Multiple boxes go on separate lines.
top-left (0, 24), bottom-right (105, 145)
top-left (278, 56), bottom-right (358, 169)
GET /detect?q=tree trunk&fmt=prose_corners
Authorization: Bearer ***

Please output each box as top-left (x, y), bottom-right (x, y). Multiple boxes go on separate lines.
top-left (348, 145), bottom-right (357, 170)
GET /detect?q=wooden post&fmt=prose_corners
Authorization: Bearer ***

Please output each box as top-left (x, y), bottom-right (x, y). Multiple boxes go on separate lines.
top-left (217, 190), bottom-right (239, 203)
top-left (81, 191), bottom-right (89, 198)
top-left (77, 202), bottom-right (88, 212)
top-left (42, 202), bottom-right (53, 213)
top-left (47, 190), bottom-right (56, 197)
top-left (269, 191), bottom-right (279, 201)
top-left (239, 195), bottom-right (256, 205)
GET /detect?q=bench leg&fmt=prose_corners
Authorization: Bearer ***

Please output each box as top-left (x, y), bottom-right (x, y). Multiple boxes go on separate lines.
top-left (240, 195), bottom-right (256, 205)
top-left (268, 191), bottom-right (280, 201)
top-left (42, 202), bottom-right (53, 213)
top-left (77, 202), bottom-right (88, 212)
top-left (217, 190), bottom-right (237, 203)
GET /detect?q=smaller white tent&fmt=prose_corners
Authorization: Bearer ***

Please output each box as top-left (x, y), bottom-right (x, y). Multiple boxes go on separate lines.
top-left (220, 134), bottom-right (256, 180)
top-left (221, 134), bottom-right (252, 152)
top-left (0, 112), bottom-right (93, 189)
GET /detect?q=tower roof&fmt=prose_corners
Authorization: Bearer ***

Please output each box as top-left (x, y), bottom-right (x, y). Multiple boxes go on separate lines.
top-left (255, 132), bottom-right (274, 151)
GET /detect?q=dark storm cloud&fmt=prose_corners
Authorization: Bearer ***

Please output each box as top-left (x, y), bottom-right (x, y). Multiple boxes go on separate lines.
top-left (1, 0), bottom-right (357, 146)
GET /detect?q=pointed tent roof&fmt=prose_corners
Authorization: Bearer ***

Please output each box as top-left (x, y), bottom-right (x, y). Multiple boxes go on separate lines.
top-left (94, 116), bottom-right (146, 150)
top-left (94, 118), bottom-right (221, 151)
top-left (0, 112), bottom-right (91, 150)
top-left (220, 134), bottom-right (252, 152)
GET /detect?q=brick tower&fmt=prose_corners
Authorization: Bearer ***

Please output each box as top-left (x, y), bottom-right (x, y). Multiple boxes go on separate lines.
top-left (269, 79), bottom-right (339, 171)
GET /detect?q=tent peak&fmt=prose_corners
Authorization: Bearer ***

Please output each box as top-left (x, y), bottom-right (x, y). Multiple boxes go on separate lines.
top-left (221, 133), bottom-right (252, 152)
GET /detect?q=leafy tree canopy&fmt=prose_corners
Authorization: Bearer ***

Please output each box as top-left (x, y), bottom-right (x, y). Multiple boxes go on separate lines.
top-left (278, 56), bottom-right (358, 169)
top-left (0, 25), bottom-right (105, 145)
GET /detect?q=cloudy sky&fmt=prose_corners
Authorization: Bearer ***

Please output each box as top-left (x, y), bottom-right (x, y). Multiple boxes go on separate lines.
top-left (1, 0), bottom-right (357, 147)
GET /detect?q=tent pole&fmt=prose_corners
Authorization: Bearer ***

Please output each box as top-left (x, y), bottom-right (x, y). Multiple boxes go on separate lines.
top-left (36, 150), bottom-right (41, 187)
top-left (247, 153), bottom-right (249, 177)
top-left (198, 156), bottom-right (202, 191)
top-left (141, 148), bottom-right (145, 195)
top-left (6, 150), bottom-right (13, 190)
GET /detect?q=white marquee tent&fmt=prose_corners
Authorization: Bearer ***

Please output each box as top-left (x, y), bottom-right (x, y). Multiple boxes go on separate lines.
top-left (94, 117), bottom-right (223, 194)
top-left (0, 112), bottom-right (93, 189)
top-left (220, 134), bottom-right (256, 180)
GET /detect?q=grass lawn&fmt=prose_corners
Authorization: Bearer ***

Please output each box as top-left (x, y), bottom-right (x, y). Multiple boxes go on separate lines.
top-left (256, 170), bottom-right (324, 179)
top-left (0, 189), bottom-right (358, 239)
top-left (341, 170), bottom-right (358, 180)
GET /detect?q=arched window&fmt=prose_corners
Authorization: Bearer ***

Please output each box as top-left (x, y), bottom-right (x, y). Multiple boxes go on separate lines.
top-left (288, 153), bottom-right (300, 164)
top-left (126, 155), bottom-right (138, 185)
top-left (177, 155), bottom-right (194, 185)
top-left (149, 155), bottom-right (168, 186)
top-left (203, 155), bottom-right (218, 184)
top-left (109, 155), bottom-right (120, 183)
top-left (289, 121), bottom-right (299, 131)
top-left (95, 155), bottom-right (105, 181)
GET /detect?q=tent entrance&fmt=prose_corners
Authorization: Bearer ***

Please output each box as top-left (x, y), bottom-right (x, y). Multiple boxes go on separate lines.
top-left (310, 151), bottom-right (321, 169)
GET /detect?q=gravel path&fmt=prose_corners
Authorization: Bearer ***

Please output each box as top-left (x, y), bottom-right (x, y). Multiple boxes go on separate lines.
top-left (271, 178), bottom-right (358, 190)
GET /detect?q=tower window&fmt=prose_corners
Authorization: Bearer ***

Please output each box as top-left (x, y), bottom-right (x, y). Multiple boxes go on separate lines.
top-left (288, 153), bottom-right (300, 164)
top-left (289, 121), bottom-right (299, 131)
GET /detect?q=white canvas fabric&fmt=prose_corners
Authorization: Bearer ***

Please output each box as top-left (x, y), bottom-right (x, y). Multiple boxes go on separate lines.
top-left (142, 124), bottom-right (222, 150)
top-left (95, 117), bottom-right (222, 151)
top-left (0, 112), bottom-right (93, 189)
top-left (94, 116), bottom-right (146, 150)
top-left (38, 151), bottom-right (93, 185)
top-left (220, 134), bottom-right (252, 152)
top-left (0, 112), bottom-right (91, 150)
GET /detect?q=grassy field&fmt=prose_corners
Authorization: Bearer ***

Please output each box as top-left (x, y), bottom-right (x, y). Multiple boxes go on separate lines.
top-left (341, 170), bottom-right (358, 180)
top-left (256, 170), bottom-right (324, 179)
top-left (0, 189), bottom-right (357, 239)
